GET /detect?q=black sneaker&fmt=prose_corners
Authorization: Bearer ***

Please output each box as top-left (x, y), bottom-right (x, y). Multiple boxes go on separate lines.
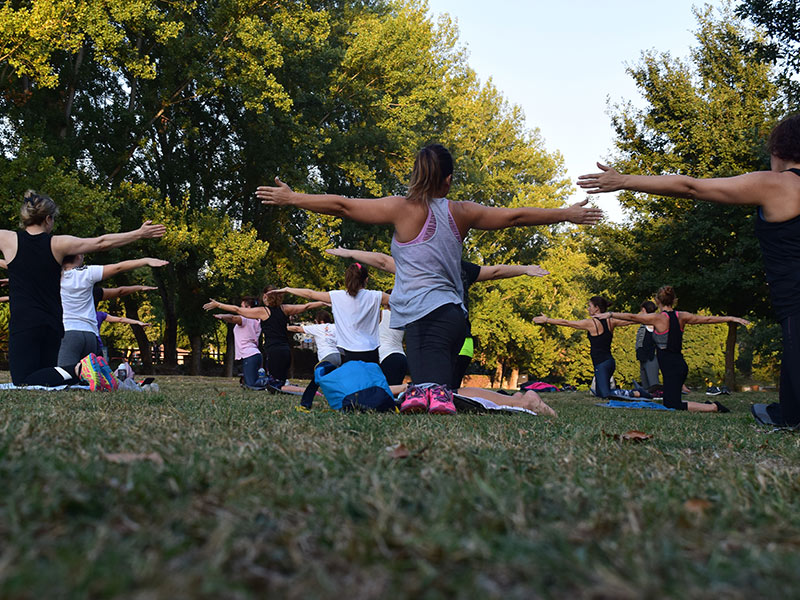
top-left (706, 386), bottom-right (722, 396)
top-left (719, 386), bottom-right (732, 395)
top-left (705, 400), bottom-right (730, 413)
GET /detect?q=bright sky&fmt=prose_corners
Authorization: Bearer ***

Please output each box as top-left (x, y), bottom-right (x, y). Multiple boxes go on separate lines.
top-left (425, 0), bottom-right (723, 221)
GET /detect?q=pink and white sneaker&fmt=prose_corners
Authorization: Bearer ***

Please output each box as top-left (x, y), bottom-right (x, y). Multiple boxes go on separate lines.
top-left (400, 385), bottom-right (428, 413)
top-left (427, 385), bottom-right (456, 415)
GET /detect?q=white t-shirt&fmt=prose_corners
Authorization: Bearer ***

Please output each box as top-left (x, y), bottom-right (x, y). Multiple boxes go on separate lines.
top-left (329, 289), bottom-right (382, 352)
top-left (61, 265), bottom-right (105, 334)
top-left (302, 323), bottom-right (339, 361)
top-left (378, 309), bottom-right (405, 362)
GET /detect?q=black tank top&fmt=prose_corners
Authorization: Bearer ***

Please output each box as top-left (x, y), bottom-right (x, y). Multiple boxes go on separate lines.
top-left (8, 230), bottom-right (63, 335)
top-left (261, 304), bottom-right (289, 349)
top-left (754, 168), bottom-right (800, 320)
top-left (654, 310), bottom-right (683, 354)
top-left (587, 317), bottom-right (613, 365)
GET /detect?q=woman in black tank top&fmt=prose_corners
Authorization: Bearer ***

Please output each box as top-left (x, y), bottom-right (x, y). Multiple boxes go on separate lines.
top-left (0, 190), bottom-right (166, 387)
top-left (597, 286), bottom-right (748, 413)
top-left (203, 285), bottom-right (326, 388)
top-left (579, 114), bottom-right (800, 425)
top-left (534, 295), bottom-right (636, 398)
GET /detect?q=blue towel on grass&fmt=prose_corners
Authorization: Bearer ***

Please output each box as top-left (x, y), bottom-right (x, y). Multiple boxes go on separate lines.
top-left (595, 400), bottom-right (675, 411)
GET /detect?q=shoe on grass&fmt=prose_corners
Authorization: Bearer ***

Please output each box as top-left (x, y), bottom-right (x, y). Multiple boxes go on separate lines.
top-left (706, 386), bottom-right (722, 396)
top-left (705, 400), bottom-right (730, 413)
top-left (400, 385), bottom-right (428, 413)
top-left (78, 353), bottom-right (108, 391)
top-left (427, 385), bottom-right (456, 415)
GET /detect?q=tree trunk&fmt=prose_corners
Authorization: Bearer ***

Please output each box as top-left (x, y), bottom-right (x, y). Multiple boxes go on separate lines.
top-left (493, 362), bottom-right (503, 389)
top-left (190, 334), bottom-right (203, 376)
top-left (121, 295), bottom-right (153, 374)
top-left (724, 322), bottom-right (738, 390)
top-left (155, 273), bottom-right (178, 367)
top-left (59, 45), bottom-right (85, 139)
top-left (508, 368), bottom-right (519, 390)
top-left (224, 324), bottom-right (235, 377)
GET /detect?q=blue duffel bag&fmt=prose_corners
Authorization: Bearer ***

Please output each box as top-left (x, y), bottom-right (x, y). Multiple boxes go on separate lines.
top-left (300, 360), bottom-right (396, 412)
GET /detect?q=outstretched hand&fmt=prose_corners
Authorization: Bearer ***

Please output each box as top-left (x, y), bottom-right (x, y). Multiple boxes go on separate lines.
top-left (266, 287), bottom-right (290, 294)
top-left (145, 258), bottom-right (169, 268)
top-left (565, 199), bottom-right (603, 225)
top-left (577, 163), bottom-right (625, 194)
top-left (524, 265), bottom-right (550, 277)
top-left (325, 247), bottom-right (350, 257)
top-left (256, 178), bottom-right (294, 206)
top-left (533, 314), bottom-right (548, 325)
top-left (731, 317), bottom-right (751, 326)
top-left (202, 299), bottom-right (219, 311)
top-left (138, 220), bottom-right (167, 239)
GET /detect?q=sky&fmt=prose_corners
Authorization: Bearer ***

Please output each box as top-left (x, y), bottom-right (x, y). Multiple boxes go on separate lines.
top-left (425, 0), bottom-right (724, 221)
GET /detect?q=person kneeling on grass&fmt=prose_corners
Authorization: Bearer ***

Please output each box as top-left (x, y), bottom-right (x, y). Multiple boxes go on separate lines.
top-left (594, 286), bottom-right (748, 413)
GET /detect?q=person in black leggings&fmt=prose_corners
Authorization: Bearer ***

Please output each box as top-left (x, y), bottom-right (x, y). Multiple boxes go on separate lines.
top-left (534, 296), bottom-right (636, 398)
top-left (203, 287), bottom-right (325, 386)
top-left (0, 190), bottom-right (165, 387)
top-left (579, 113), bottom-right (800, 425)
top-left (597, 286), bottom-right (748, 412)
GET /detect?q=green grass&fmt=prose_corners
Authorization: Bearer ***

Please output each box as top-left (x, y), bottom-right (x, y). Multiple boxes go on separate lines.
top-left (1, 376), bottom-right (799, 599)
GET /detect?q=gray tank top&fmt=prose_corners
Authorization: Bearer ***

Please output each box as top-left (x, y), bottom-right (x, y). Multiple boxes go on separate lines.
top-left (389, 197), bottom-right (465, 328)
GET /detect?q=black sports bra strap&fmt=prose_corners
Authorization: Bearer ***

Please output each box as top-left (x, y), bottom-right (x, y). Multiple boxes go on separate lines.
top-left (784, 168), bottom-right (800, 177)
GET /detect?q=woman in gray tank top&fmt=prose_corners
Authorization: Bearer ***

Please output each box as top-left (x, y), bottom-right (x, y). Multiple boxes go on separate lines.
top-left (257, 144), bottom-right (602, 415)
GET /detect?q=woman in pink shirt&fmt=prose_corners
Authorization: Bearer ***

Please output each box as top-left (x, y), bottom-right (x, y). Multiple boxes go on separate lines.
top-left (213, 296), bottom-right (268, 389)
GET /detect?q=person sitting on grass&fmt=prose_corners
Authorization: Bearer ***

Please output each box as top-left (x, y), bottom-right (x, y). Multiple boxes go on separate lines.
top-left (534, 296), bottom-right (637, 399)
top-left (212, 296), bottom-right (272, 390)
top-left (58, 254), bottom-right (168, 367)
top-left (0, 190), bottom-right (165, 389)
top-left (287, 309), bottom-right (341, 367)
top-left (594, 286), bottom-right (748, 413)
top-left (203, 292), bottom-right (326, 389)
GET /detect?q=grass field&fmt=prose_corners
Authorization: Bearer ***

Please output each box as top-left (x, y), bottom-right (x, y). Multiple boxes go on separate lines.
top-left (1, 375), bottom-right (799, 599)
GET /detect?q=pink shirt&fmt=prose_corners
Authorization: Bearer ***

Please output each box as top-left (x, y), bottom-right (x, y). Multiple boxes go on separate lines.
top-left (234, 316), bottom-right (261, 360)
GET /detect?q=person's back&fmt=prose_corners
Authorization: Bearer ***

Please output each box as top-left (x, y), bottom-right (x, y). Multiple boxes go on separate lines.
top-left (8, 229), bottom-right (62, 336)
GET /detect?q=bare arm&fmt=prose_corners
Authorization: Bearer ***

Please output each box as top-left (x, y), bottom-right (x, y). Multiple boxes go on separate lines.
top-left (101, 258), bottom-right (168, 280)
top-left (202, 299), bottom-right (269, 320)
top-left (533, 315), bottom-right (595, 331)
top-left (287, 325), bottom-right (305, 333)
top-left (0, 258), bottom-right (6, 269)
top-left (681, 313), bottom-right (750, 326)
top-left (51, 221), bottom-right (166, 263)
top-left (452, 199), bottom-right (603, 234)
top-left (257, 178), bottom-right (403, 225)
top-left (104, 314), bottom-right (151, 327)
top-left (213, 313), bottom-right (243, 326)
top-left (596, 311), bottom-right (661, 326)
top-left (577, 163), bottom-right (800, 221)
top-left (476, 264), bottom-right (549, 281)
top-left (101, 285), bottom-right (158, 300)
top-left (325, 247), bottom-right (396, 274)
top-left (283, 301), bottom-right (329, 316)
top-left (273, 288), bottom-right (332, 304)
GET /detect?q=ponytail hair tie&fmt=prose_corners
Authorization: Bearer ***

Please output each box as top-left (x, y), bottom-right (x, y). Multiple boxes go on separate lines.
top-left (355, 262), bottom-right (362, 269)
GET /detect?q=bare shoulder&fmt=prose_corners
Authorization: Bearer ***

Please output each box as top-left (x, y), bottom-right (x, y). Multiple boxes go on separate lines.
top-left (761, 169), bottom-right (800, 221)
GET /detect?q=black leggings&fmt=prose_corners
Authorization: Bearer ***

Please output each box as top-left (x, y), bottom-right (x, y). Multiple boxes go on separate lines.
top-left (779, 314), bottom-right (800, 425)
top-left (9, 326), bottom-right (78, 386)
top-left (265, 346), bottom-right (292, 384)
top-left (380, 352), bottom-right (408, 385)
top-left (404, 303), bottom-right (466, 387)
top-left (341, 348), bottom-right (380, 364)
top-left (657, 349), bottom-right (688, 410)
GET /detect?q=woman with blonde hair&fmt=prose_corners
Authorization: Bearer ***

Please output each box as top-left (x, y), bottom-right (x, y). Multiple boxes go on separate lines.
top-left (0, 190), bottom-right (165, 388)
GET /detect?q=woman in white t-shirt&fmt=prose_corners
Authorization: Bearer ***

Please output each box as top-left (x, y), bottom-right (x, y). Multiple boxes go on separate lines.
top-left (288, 309), bottom-right (341, 366)
top-left (58, 254), bottom-right (168, 365)
top-left (273, 263), bottom-right (389, 364)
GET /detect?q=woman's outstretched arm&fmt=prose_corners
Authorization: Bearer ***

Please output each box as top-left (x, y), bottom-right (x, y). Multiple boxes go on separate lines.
top-left (533, 315), bottom-right (594, 331)
top-left (326, 248), bottom-right (397, 274)
top-left (256, 178), bottom-right (403, 225)
top-left (203, 299), bottom-right (269, 320)
top-left (453, 198), bottom-right (603, 234)
top-left (476, 263), bottom-right (549, 281)
top-left (681, 313), bottom-right (750, 326)
top-left (283, 300), bottom-right (329, 316)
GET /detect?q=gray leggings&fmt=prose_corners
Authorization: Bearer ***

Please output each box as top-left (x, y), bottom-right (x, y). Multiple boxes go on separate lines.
top-left (57, 330), bottom-right (100, 365)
